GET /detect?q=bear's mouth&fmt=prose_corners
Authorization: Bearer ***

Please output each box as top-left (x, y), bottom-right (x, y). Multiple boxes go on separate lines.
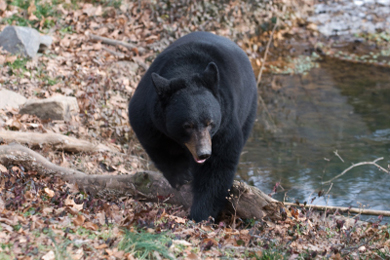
top-left (187, 149), bottom-right (210, 164)
top-left (184, 129), bottom-right (212, 164)
top-left (194, 157), bottom-right (207, 164)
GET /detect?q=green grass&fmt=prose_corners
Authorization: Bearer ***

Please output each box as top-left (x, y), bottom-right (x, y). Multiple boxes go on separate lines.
top-left (6, 57), bottom-right (29, 76)
top-left (0, 252), bottom-right (13, 260)
top-left (93, 0), bottom-right (122, 8)
top-left (3, 0), bottom-right (62, 29)
top-left (257, 249), bottom-right (288, 260)
top-left (118, 230), bottom-right (174, 260)
top-left (7, 0), bottom-right (30, 10)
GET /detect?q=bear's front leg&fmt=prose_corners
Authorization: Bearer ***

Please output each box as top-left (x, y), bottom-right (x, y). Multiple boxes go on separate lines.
top-left (189, 132), bottom-right (243, 222)
top-left (142, 142), bottom-right (192, 189)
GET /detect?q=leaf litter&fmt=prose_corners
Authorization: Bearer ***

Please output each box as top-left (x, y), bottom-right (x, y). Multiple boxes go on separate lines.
top-left (0, 0), bottom-right (389, 259)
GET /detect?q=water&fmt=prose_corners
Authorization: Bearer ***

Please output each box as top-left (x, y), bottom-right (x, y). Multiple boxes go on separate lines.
top-left (238, 59), bottom-right (390, 218)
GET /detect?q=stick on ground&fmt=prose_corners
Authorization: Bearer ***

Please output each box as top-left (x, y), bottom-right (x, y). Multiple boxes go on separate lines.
top-left (0, 131), bottom-right (119, 153)
top-left (284, 202), bottom-right (390, 217)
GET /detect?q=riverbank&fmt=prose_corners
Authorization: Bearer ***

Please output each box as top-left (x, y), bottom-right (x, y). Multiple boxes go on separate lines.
top-left (0, 0), bottom-right (389, 259)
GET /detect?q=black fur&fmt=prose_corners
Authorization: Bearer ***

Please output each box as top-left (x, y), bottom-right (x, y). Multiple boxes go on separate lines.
top-left (128, 32), bottom-right (257, 222)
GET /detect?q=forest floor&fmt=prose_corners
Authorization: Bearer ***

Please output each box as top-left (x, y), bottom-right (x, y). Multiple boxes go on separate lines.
top-left (0, 0), bottom-right (389, 259)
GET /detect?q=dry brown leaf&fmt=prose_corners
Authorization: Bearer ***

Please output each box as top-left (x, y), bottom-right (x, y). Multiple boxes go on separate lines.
top-left (0, 197), bottom-right (5, 211)
top-left (5, 56), bottom-right (18, 63)
top-left (65, 183), bottom-right (80, 193)
top-left (0, 215), bottom-right (18, 226)
top-left (105, 248), bottom-right (124, 258)
top-left (83, 222), bottom-right (98, 231)
top-left (73, 214), bottom-right (86, 226)
top-left (29, 13), bottom-right (38, 21)
top-left (42, 250), bottom-right (55, 260)
top-left (42, 207), bottom-right (54, 215)
top-left (65, 195), bottom-right (84, 211)
top-left (44, 187), bottom-right (55, 198)
top-left (0, 1), bottom-right (7, 11)
top-left (71, 248), bottom-right (84, 260)
top-left (172, 240), bottom-right (192, 247)
top-left (60, 152), bottom-right (70, 168)
top-left (27, 1), bottom-right (36, 15)
top-left (95, 244), bottom-right (108, 249)
top-left (0, 55), bottom-right (5, 66)
top-left (0, 163), bottom-right (7, 173)
top-left (185, 252), bottom-right (200, 260)
top-left (166, 214), bottom-right (186, 224)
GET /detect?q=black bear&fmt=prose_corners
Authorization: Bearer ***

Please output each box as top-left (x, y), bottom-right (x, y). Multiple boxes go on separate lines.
top-left (128, 32), bottom-right (257, 222)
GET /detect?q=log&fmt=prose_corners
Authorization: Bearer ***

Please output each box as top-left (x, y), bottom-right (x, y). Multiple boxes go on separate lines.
top-left (0, 131), bottom-right (119, 153)
top-left (0, 143), bottom-right (286, 221)
top-left (284, 202), bottom-right (390, 217)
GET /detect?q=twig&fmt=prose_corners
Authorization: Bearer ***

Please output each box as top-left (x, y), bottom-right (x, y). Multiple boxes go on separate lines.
top-left (333, 150), bottom-right (344, 162)
top-left (256, 20), bottom-right (278, 85)
top-left (88, 33), bottom-right (136, 49)
top-left (228, 182), bottom-right (245, 229)
top-left (223, 245), bottom-right (261, 252)
top-left (284, 202), bottom-right (390, 216)
top-left (132, 56), bottom-right (149, 71)
top-left (322, 157), bottom-right (388, 184)
top-left (340, 231), bottom-right (379, 254)
top-left (88, 33), bottom-right (145, 54)
top-left (102, 46), bottom-right (125, 58)
top-left (256, 20), bottom-right (278, 129)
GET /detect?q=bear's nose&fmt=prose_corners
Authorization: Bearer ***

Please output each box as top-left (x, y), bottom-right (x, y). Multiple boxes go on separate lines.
top-left (198, 153), bottom-right (211, 160)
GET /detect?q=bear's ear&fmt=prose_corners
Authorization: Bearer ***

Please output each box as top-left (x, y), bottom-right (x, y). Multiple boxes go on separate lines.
top-left (202, 62), bottom-right (219, 96)
top-left (151, 73), bottom-right (170, 97)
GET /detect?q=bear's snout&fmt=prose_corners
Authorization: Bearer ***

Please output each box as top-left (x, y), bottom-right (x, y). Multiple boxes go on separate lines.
top-left (185, 129), bottom-right (211, 164)
top-left (195, 149), bottom-right (211, 164)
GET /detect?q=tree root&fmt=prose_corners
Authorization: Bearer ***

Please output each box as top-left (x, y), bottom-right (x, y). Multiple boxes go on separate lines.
top-left (0, 143), bottom-right (286, 221)
top-left (0, 131), bottom-right (119, 153)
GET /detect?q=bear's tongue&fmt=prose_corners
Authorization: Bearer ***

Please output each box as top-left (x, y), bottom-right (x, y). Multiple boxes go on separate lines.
top-left (195, 158), bottom-right (206, 164)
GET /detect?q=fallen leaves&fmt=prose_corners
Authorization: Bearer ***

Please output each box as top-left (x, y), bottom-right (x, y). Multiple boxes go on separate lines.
top-left (65, 195), bottom-right (84, 211)
top-left (1, 0), bottom-right (390, 259)
top-left (42, 251), bottom-right (55, 260)
top-left (44, 187), bottom-right (55, 197)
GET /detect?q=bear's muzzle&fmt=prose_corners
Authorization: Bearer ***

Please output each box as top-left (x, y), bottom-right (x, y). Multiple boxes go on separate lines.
top-left (185, 129), bottom-right (211, 164)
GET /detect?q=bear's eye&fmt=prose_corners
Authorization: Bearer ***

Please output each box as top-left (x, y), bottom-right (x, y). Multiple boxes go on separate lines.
top-left (205, 120), bottom-right (214, 127)
top-left (183, 123), bottom-right (194, 130)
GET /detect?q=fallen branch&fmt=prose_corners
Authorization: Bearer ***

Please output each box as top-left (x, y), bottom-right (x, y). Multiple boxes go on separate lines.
top-left (88, 33), bottom-right (145, 54)
top-left (0, 144), bottom-right (286, 221)
top-left (256, 20), bottom-right (278, 85)
top-left (322, 157), bottom-right (389, 184)
top-left (0, 131), bottom-right (119, 153)
top-left (256, 20), bottom-right (278, 130)
top-left (285, 202), bottom-right (390, 217)
top-left (102, 46), bottom-right (125, 58)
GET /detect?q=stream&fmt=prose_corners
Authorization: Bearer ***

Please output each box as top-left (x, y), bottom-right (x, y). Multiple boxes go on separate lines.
top-left (238, 59), bottom-right (390, 220)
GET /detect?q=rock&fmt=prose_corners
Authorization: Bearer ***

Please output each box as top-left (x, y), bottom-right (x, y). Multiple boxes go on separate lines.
top-left (0, 26), bottom-right (53, 58)
top-left (20, 96), bottom-right (79, 121)
top-left (308, 0), bottom-right (390, 37)
top-left (0, 89), bottom-right (27, 110)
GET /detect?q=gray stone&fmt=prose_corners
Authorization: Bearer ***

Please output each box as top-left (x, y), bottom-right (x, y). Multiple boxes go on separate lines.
top-left (308, 0), bottom-right (390, 37)
top-left (0, 89), bottom-right (27, 110)
top-left (20, 96), bottom-right (79, 121)
top-left (0, 26), bottom-right (53, 58)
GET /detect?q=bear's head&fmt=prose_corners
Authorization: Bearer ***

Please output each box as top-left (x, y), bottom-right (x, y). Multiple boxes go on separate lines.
top-left (151, 62), bottom-right (222, 164)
